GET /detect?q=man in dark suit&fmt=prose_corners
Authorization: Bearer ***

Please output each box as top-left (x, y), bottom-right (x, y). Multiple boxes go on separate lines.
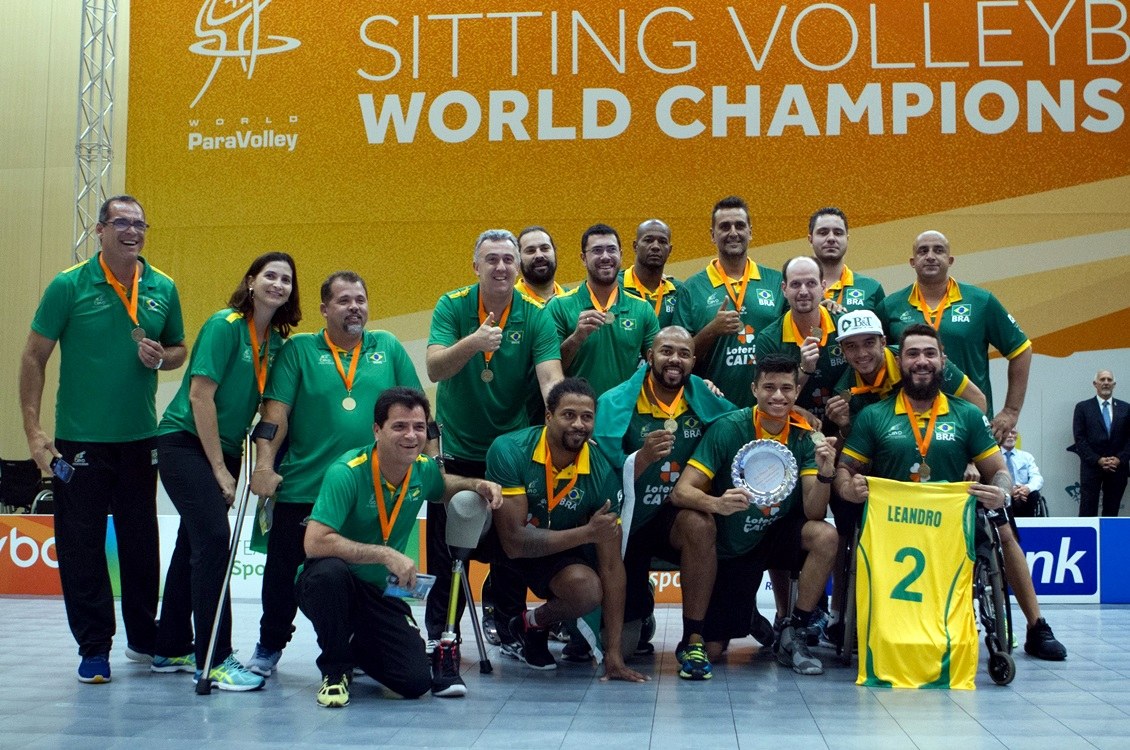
top-left (1071, 370), bottom-right (1129, 517)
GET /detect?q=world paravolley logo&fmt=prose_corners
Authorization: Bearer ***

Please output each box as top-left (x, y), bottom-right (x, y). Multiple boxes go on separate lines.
top-left (190, 0), bottom-right (299, 108)
top-left (187, 0), bottom-right (301, 153)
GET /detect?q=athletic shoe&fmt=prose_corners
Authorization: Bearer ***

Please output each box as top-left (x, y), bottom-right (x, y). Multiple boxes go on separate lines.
top-left (509, 615), bottom-right (556, 670)
top-left (77, 654), bottom-right (111, 684)
top-left (778, 621), bottom-right (824, 675)
top-left (750, 611), bottom-right (775, 647)
top-left (807, 611), bottom-right (833, 648)
top-left (425, 639), bottom-right (438, 656)
top-left (316, 673), bottom-right (351, 707)
top-left (245, 643), bottom-right (282, 677)
top-left (431, 641), bottom-right (467, 698)
top-left (193, 654), bottom-right (265, 692)
top-left (151, 653), bottom-right (196, 673)
top-left (549, 621), bottom-right (571, 643)
top-left (482, 607), bottom-right (501, 646)
top-left (1024, 618), bottom-right (1067, 661)
top-left (124, 645), bottom-right (153, 664)
top-left (770, 614), bottom-right (789, 653)
top-left (560, 639), bottom-right (593, 663)
top-left (635, 614), bottom-right (657, 655)
top-left (676, 642), bottom-right (713, 681)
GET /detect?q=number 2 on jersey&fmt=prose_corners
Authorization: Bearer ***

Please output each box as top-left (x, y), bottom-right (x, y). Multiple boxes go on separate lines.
top-left (890, 546), bottom-right (925, 602)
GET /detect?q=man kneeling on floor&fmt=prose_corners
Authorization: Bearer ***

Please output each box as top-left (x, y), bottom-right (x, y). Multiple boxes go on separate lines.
top-left (296, 387), bottom-right (502, 707)
top-left (672, 354), bottom-right (839, 674)
top-left (487, 377), bottom-right (648, 682)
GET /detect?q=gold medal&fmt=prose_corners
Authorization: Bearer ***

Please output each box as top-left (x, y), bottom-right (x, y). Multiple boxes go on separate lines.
top-left (810, 325), bottom-right (822, 340)
top-left (918, 462), bottom-right (931, 481)
top-left (131, 326), bottom-right (146, 343)
top-left (342, 396), bottom-right (357, 411)
top-left (838, 390), bottom-right (853, 402)
top-left (604, 311), bottom-right (615, 325)
top-left (663, 418), bottom-right (678, 433)
top-left (481, 368), bottom-right (494, 383)
top-left (810, 431), bottom-right (826, 445)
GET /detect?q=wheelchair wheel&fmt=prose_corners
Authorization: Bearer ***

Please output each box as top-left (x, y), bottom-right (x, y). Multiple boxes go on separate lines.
top-left (988, 651), bottom-right (1016, 686)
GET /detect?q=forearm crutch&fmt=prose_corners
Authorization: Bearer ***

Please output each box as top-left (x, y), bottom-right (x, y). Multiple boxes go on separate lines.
top-left (196, 433), bottom-right (254, 695)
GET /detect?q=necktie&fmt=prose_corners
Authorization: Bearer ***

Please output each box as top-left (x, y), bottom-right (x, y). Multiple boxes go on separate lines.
top-left (1005, 450), bottom-right (1018, 482)
top-left (1103, 400), bottom-right (1112, 434)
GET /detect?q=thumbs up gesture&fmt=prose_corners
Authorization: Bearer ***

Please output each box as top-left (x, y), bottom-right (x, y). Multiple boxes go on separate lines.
top-left (473, 311), bottom-right (503, 353)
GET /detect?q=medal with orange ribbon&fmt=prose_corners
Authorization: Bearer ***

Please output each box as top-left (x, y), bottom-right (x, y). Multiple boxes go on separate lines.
top-left (323, 330), bottom-right (360, 411)
top-left (478, 291), bottom-right (511, 383)
top-left (588, 284), bottom-right (618, 324)
top-left (713, 258), bottom-right (751, 313)
top-left (370, 446), bottom-right (413, 544)
top-left (99, 253), bottom-right (143, 342)
top-left (900, 390), bottom-right (942, 481)
top-left (646, 373), bottom-right (684, 433)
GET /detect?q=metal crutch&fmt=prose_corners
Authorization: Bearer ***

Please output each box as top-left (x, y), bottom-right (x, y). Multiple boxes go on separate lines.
top-left (196, 433), bottom-right (254, 695)
top-left (444, 490), bottom-right (493, 674)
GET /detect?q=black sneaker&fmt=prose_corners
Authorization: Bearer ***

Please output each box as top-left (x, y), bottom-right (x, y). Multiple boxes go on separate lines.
top-left (1024, 618), bottom-right (1067, 661)
top-left (750, 611), bottom-right (775, 647)
top-left (509, 615), bottom-right (556, 670)
top-left (431, 640), bottom-right (467, 697)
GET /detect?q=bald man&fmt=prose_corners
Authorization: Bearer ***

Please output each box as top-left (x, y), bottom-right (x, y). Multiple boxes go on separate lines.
top-left (621, 219), bottom-right (683, 327)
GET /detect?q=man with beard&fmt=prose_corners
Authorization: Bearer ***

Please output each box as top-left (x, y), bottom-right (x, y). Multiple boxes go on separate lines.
top-left (247, 271), bottom-right (422, 677)
top-left (808, 207), bottom-right (885, 313)
top-left (424, 229), bottom-right (563, 692)
top-left (836, 325), bottom-right (1066, 662)
top-left (672, 354), bottom-right (840, 675)
top-left (593, 326), bottom-right (736, 680)
top-left (487, 379), bottom-right (647, 682)
top-left (621, 219), bottom-right (682, 327)
top-left (673, 196), bottom-right (784, 408)
top-left (879, 230), bottom-right (1031, 441)
top-left (547, 224), bottom-right (659, 397)
top-left (755, 256), bottom-right (849, 426)
top-left (516, 226), bottom-right (565, 304)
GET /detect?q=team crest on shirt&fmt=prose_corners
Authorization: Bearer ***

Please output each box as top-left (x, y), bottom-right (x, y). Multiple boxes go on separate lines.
top-left (508, 331), bottom-right (523, 344)
top-left (93, 294), bottom-right (109, 308)
top-left (845, 288), bottom-right (865, 305)
top-left (558, 487), bottom-right (584, 511)
top-left (242, 349), bottom-right (252, 362)
top-left (951, 304), bottom-right (971, 323)
top-left (621, 318), bottom-right (636, 330)
top-left (143, 298), bottom-right (161, 311)
top-left (369, 351), bottom-right (386, 364)
top-left (757, 289), bottom-right (776, 307)
top-left (319, 353), bottom-right (333, 365)
top-left (934, 422), bottom-right (956, 442)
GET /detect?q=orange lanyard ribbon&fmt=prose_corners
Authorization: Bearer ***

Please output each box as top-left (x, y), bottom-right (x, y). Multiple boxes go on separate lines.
top-left (588, 285), bottom-right (618, 315)
top-left (900, 391), bottom-right (942, 462)
top-left (825, 266), bottom-right (850, 306)
top-left (787, 311), bottom-right (828, 347)
top-left (646, 374), bottom-right (684, 419)
top-left (478, 292), bottom-right (512, 366)
top-left (98, 253), bottom-right (140, 327)
top-left (323, 330), bottom-right (360, 395)
top-left (713, 259), bottom-right (751, 312)
top-left (247, 317), bottom-right (270, 396)
top-left (912, 282), bottom-right (949, 329)
top-left (753, 407), bottom-right (808, 444)
top-left (629, 268), bottom-right (666, 316)
top-left (544, 439), bottom-right (580, 520)
top-left (851, 366), bottom-right (887, 395)
top-left (370, 447), bottom-right (413, 544)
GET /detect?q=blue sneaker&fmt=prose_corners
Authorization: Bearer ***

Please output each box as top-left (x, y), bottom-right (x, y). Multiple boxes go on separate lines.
top-left (245, 643), bottom-right (281, 677)
top-left (152, 653), bottom-right (196, 673)
top-left (677, 642), bottom-right (713, 681)
top-left (78, 654), bottom-right (111, 684)
top-left (194, 654), bottom-right (265, 692)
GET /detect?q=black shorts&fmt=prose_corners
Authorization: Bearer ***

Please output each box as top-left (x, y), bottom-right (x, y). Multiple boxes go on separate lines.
top-left (623, 504), bottom-right (683, 622)
top-left (829, 494), bottom-right (863, 536)
top-left (703, 511), bottom-right (809, 643)
top-left (511, 546), bottom-right (597, 600)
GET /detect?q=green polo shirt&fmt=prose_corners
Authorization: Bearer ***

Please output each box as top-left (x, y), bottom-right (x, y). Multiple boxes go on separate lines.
top-left (31, 252), bottom-right (185, 442)
top-left (547, 281), bottom-right (659, 397)
top-left (879, 279), bottom-right (1030, 415)
top-left (306, 446), bottom-right (444, 588)
top-left (824, 266), bottom-right (885, 313)
top-left (832, 345), bottom-right (973, 418)
top-left (754, 307), bottom-right (849, 422)
top-left (486, 426), bottom-right (622, 531)
top-left (619, 269), bottom-right (683, 327)
top-left (687, 407), bottom-right (817, 558)
top-left (620, 394), bottom-right (705, 532)
top-left (842, 393), bottom-right (1000, 483)
top-left (265, 329), bottom-right (421, 504)
top-left (672, 259), bottom-right (784, 408)
top-left (429, 284), bottom-right (561, 462)
top-left (158, 309), bottom-right (285, 455)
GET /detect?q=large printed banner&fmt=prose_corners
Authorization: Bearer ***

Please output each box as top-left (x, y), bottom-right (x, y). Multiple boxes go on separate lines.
top-left (126, 1), bottom-right (1130, 343)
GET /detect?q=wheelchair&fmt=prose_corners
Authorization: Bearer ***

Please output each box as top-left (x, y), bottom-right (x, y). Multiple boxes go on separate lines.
top-left (837, 505), bottom-right (1015, 686)
top-left (0, 458), bottom-right (53, 514)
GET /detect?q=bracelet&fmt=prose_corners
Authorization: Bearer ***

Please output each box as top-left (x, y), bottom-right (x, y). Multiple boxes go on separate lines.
top-left (817, 473), bottom-right (834, 484)
top-left (801, 368), bottom-right (816, 376)
top-left (154, 358), bottom-right (164, 370)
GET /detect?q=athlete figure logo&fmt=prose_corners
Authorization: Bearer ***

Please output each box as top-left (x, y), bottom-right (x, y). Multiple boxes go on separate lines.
top-left (189, 0), bottom-right (300, 108)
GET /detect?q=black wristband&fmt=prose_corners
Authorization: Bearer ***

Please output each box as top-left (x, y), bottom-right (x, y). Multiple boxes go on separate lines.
top-left (251, 421), bottom-right (278, 442)
top-left (817, 473), bottom-right (835, 484)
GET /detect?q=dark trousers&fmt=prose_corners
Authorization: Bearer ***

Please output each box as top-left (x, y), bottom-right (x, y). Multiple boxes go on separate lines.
top-left (1079, 470), bottom-right (1128, 517)
top-left (153, 431), bottom-right (242, 669)
top-left (296, 557), bottom-right (430, 698)
top-left (258, 500), bottom-right (313, 651)
top-left (53, 438), bottom-right (159, 657)
top-left (424, 456), bottom-right (526, 640)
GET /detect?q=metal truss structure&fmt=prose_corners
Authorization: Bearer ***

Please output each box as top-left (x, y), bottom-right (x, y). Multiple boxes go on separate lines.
top-left (73, 0), bottom-right (119, 261)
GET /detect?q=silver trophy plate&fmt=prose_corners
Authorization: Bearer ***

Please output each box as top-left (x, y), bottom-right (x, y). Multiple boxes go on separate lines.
top-left (731, 439), bottom-right (799, 508)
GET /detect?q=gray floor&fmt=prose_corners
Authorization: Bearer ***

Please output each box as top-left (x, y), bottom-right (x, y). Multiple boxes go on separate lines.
top-left (1, 597), bottom-right (1127, 749)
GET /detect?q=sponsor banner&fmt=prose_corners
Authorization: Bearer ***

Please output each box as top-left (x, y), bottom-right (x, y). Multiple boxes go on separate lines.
top-left (1017, 517), bottom-right (1100, 603)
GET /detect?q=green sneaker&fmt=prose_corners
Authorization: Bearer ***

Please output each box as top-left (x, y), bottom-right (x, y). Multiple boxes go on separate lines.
top-left (151, 653), bottom-right (196, 674)
top-left (317, 673), bottom-right (351, 708)
top-left (193, 654), bottom-right (265, 692)
top-left (677, 642), bottom-right (713, 680)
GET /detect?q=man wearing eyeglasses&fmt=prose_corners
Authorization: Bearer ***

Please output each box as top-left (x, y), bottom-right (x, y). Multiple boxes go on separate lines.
top-left (20, 195), bottom-right (187, 684)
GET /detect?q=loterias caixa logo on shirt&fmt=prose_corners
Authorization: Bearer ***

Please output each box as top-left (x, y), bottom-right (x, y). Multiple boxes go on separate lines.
top-left (187, 0), bottom-right (301, 153)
